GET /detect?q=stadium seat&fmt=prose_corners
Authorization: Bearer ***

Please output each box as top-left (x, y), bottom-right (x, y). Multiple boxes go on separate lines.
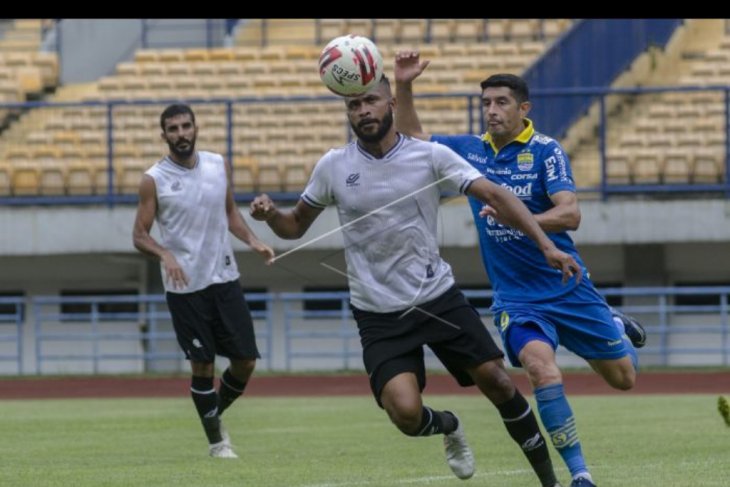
top-left (11, 165), bottom-right (40, 195)
top-left (232, 156), bottom-right (257, 192)
top-left (632, 149), bottom-right (663, 184)
top-left (663, 148), bottom-right (692, 184)
top-left (0, 163), bottom-right (11, 195)
top-left (38, 163), bottom-right (66, 195)
top-left (692, 148), bottom-right (723, 183)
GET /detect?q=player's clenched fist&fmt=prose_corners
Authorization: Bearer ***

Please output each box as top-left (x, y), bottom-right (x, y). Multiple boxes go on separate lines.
top-left (250, 194), bottom-right (277, 221)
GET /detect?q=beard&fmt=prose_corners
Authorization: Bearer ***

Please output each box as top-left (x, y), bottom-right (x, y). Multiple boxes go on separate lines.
top-left (168, 137), bottom-right (196, 159)
top-left (351, 108), bottom-right (394, 144)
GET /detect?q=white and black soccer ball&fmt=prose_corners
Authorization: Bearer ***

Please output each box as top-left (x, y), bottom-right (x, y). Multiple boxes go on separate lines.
top-left (318, 35), bottom-right (384, 97)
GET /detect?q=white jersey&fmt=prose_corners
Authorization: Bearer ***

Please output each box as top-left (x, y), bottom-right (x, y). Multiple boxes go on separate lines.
top-left (146, 151), bottom-right (239, 293)
top-left (302, 134), bottom-right (482, 312)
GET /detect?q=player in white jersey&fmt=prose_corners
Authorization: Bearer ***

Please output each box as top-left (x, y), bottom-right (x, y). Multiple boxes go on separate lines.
top-left (133, 104), bottom-right (274, 459)
top-left (250, 76), bottom-right (580, 486)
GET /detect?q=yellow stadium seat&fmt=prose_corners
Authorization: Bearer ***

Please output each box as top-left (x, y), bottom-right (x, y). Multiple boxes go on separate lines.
top-left (0, 163), bottom-right (11, 195)
top-left (12, 165), bottom-right (40, 195)
top-left (663, 148), bottom-right (692, 184)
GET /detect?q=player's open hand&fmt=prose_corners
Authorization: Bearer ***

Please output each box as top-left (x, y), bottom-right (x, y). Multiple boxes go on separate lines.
top-left (161, 251), bottom-right (188, 290)
top-left (394, 50), bottom-right (430, 84)
top-left (251, 240), bottom-right (275, 265)
top-left (545, 248), bottom-right (583, 285)
top-left (250, 194), bottom-right (277, 222)
top-left (479, 204), bottom-right (498, 220)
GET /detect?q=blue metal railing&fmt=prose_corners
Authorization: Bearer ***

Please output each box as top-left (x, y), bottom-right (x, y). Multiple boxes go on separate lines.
top-left (1, 86), bottom-right (729, 207)
top-left (31, 293), bottom-right (273, 374)
top-left (0, 297), bottom-right (24, 373)
top-left (280, 292), bottom-right (356, 371)
top-left (1, 287), bottom-right (729, 374)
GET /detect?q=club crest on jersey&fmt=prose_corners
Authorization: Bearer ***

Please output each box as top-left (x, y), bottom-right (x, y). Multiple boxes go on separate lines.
top-left (517, 151), bottom-right (534, 171)
top-left (346, 173), bottom-right (360, 187)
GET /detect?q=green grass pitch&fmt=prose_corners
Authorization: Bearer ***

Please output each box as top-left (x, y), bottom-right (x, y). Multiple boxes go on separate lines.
top-left (0, 394), bottom-right (727, 486)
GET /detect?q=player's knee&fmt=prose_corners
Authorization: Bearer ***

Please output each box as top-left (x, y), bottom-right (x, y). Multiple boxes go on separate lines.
top-left (472, 361), bottom-right (516, 403)
top-left (606, 367), bottom-right (635, 391)
top-left (384, 402), bottom-right (422, 435)
top-left (229, 358), bottom-right (256, 379)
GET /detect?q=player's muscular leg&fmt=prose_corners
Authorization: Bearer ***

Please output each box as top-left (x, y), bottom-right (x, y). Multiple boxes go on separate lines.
top-left (588, 357), bottom-right (635, 390)
top-left (191, 361), bottom-right (215, 377)
top-left (228, 358), bottom-right (256, 383)
top-left (380, 372), bottom-right (424, 434)
top-left (467, 358), bottom-right (516, 404)
top-left (519, 340), bottom-right (563, 389)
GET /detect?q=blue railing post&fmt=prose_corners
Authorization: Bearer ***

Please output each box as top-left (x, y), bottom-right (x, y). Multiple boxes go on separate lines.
top-left (33, 300), bottom-right (43, 374)
top-left (599, 95), bottom-right (608, 201)
top-left (283, 298), bottom-right (292, 371)
top-left (340, 295), bottom-right (350, 369)
top-left (721, 292), bottom-right (729, 366)
top-left (91, 302), bottom-right (100, 374)
top-left (658, 294), bottom-right (669, 366)
top-left (724, 88), bottom-right (730, 199)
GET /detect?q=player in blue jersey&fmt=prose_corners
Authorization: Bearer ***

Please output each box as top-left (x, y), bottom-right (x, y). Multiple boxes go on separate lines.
top-left (251, 75), bottom-right (584, 486)
top-left (394, 52), bottom-right (646, 487)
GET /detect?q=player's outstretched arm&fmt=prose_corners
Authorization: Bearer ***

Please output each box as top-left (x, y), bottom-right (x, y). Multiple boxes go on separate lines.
top-left (468, 177), bottom-right (583, 284)
top-left (250, 194), bottom-right (322, 240)
top-left (225, 161), bottom-right (274, 264)
top-left (394, 50), bottom-right (431, 141)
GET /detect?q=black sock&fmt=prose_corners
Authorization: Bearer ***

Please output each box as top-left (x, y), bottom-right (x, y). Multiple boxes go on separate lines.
top-left (496, 390), bottom-right (558, 487)
top-left (217, 368), bottom-right (248, 416)
top-left (411, 406), bottom-right (458, 436)
top-left (191, 376), bottom-right (222, 444)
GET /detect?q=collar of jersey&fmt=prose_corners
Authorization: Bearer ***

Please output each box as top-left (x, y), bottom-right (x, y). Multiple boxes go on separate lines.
top-left (481, 118), bottom-right (534, 153)
top-left (356, 133), bottom-right (405, 160)
top-left (164, 152), bottom-right (199, 171)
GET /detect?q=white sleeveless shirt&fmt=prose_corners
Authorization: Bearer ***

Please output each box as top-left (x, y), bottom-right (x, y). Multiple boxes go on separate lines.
top-left (145, 151), bottom-right (240, 293)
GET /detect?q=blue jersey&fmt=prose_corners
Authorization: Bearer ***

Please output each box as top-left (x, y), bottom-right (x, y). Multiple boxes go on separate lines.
top-left (432, 119), bottom-right (586, 304)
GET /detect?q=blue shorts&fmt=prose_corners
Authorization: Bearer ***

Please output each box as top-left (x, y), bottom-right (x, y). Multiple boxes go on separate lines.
top-left (491, 280), bottom-right (628, 367)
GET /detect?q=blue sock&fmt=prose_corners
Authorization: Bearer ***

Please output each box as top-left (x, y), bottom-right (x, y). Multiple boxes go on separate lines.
top-left (613, 315), bottom-right (639, 370)
top-left (534, 383), bottom-right (588, 478)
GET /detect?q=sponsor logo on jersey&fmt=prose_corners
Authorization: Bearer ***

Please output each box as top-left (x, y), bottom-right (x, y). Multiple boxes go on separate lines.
top-left (554, 147), bottom-right (571, 182)
top-left (486, 167), bottom-right (511, 175)
top-left (532, 134), bottom-right (552, 145)
top-left (171, 180), bottom-right (182, 192)
top-left (467, 152), bottom-right (489, 164)
top-left (511, 173), bottom-right (538, 180)
top-left (501, 182), bottom-right (533, 198)
top-left (517, 151), bottom-right (534, 171)
top-left (545, 155), bottom-right (558, 182)
top-left (346, 173), bottom-right (360, 187)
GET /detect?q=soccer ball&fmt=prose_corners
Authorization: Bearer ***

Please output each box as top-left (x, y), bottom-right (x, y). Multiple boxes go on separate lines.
top-left (318, 35), bottom-right (384, 97)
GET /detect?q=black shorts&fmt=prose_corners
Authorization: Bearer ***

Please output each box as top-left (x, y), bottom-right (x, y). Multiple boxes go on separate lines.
top-left (351, 285), bottom-right (504, 407)
top-left (166, 280), bottom-right (260, 363)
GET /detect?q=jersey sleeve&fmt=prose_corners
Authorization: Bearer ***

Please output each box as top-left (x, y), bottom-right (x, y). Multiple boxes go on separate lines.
top-left (542, 141), bottom-right (576, 195)
top-left (301, 151), bottom-right (333, 209)
top-left (430, 142), bottom-right (482, 195)
top-left (431, 134), bottom-right (472, 153)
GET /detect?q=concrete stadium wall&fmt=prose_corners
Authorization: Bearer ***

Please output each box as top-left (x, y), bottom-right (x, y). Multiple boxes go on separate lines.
top-left (1, 199), bottom-right (729, 373)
